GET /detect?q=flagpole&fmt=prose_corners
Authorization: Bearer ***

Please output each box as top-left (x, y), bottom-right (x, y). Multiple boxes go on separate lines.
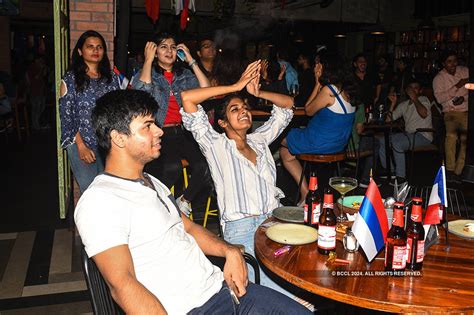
top-left (442, 163), bottom-right (450, 248)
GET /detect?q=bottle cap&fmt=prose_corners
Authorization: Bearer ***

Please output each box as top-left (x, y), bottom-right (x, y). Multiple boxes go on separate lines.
top-left (393, 202), bottom-right (404, 208)
top-left (412, 197), bottom-right (422, 203)
top-left (323, 192), bottom-right (333, 208)
top-left (308, 176), bottom-right (318, 191)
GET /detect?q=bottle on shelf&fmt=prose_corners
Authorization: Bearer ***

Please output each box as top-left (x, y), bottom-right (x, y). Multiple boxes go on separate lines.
top-left (406, 197), bottom-right (425, 271)
top-left (318, 189), bottom-right (337, 255)
top-left (385, 202), bottom-right (407, 274)
top-left (304, 171), bottom-right (321, 227)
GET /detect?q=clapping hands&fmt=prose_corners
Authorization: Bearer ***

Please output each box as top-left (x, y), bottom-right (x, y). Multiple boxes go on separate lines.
top-left (234, 60), bottom-right (261, 93)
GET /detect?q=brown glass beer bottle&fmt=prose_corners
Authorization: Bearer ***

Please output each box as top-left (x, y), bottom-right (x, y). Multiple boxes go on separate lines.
top-left (304, 171), bottom-right (320, 227)
top-left (385, 202), bottom-right (407, 274)
top-left (406, 197), bottom-right (425, 271)
top-left (318, 188), bottom-right (337, 255)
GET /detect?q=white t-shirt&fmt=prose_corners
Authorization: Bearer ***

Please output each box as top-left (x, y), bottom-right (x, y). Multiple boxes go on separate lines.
top-left (392, 96), bottom-right (433, 141)
top-left (75, 173), bottom-right (223, 314)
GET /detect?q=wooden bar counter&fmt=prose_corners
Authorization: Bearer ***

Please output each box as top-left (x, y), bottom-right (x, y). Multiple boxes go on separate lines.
top-left (255, 218), bottom-right (474, 314)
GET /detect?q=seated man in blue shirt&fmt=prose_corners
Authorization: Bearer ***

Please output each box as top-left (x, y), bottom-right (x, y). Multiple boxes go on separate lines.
top-left (75, 89), bottom-right (310, 314)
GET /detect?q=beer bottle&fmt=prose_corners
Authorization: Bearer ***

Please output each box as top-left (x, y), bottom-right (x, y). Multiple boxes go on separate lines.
top-left (385, 202), bottom-right (407, 274)
top-left (318, 189), bottom-right (337, 255)
top-left (304, 171), bottom-right (320, 227)
top-left (406, 197), bottom-right (425, 271)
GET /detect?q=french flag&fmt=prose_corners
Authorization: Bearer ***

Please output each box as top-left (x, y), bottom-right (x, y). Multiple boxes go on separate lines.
top-left (424, 166), bottom-right (447, 226)
top-left (113, 66), bottom-right (130, 90)
top-left (352, 180), bottom-right (389, 262)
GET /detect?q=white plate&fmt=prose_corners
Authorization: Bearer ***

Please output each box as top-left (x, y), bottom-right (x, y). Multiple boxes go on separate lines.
top-left (272, 206), bottom-right (304, 223)
top-left (265, 223), bottom-right (318, 245)
top-left (448, 220), bottom-right (474, 239)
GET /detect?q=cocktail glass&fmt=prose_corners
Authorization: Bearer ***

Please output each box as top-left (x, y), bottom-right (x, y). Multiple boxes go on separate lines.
top-left (329, 177), bottom-right (358, 222)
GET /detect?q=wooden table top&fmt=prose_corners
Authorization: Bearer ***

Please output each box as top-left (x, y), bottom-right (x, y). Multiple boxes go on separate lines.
top-left (255, 217), bottom-right (474, 314)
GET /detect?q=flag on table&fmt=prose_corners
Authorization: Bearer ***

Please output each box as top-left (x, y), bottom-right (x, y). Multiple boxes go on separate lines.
top-left (352, 179), bottom-right (389, 262)
top-left (113, 66), bottom-right (129, 90)
top-left (424, 165), bottom-right (447, 225)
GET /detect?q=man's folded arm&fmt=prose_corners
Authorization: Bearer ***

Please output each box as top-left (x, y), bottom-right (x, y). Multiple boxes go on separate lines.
top-left (92, 244), bottom-right (167, 315)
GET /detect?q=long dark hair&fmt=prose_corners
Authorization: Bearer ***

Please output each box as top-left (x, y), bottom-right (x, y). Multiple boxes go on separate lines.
top-left (211, 50), bottom-right (244, 85)
top-left (71, 30), bottom-right (112, 92)
top-left (319, 55), bottom-right (357, 105)
top-left (152, 32), bottom-right (184, 76)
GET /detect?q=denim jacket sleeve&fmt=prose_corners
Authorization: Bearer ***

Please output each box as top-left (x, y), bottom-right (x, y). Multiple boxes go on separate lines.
top-left (130, 70), bottom-right (154, 93)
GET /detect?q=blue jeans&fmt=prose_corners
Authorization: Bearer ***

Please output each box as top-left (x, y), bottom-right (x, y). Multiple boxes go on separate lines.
top-left (379, 133), bottom-right (431, 178)
top-left (67, 143), bottom-right (104, 193)
top-left (223, 215), bottom-right (295, 299)
top-left (188, 282), bottom-right (311, 315)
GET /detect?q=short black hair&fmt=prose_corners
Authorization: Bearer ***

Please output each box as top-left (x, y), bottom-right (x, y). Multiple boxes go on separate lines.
top-left (92, 90), bottom-right (159, 154)
top-left (352, 53), bottom-right (367, 64)
top-left (439, 50), bottom-right (457, 64)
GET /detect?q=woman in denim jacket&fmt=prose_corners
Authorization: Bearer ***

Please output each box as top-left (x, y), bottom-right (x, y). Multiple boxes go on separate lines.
top-left (132, 32), bottom-right (211, 214)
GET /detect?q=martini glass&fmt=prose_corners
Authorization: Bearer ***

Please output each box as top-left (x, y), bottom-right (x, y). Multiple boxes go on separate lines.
top-left (329, 177), bottom-right (358, 222)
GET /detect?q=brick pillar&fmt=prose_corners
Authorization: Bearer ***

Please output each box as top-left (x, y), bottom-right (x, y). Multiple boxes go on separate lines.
top-left (0, 17), bottom-right (11, 73)
top-left (69, 0), bottom-right (115, 64)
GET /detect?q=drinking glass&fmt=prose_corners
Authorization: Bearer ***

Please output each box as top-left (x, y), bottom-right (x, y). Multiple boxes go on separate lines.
top-left (329, 177), bottom-right (358, 222)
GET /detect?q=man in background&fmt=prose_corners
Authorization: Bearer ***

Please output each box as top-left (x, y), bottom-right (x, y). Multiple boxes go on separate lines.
top-left (433, 50), bottom-right (469, 181)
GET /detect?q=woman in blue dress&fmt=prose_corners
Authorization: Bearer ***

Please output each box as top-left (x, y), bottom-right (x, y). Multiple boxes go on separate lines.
top-left (59, 30), bottom-right (120, 193)
top-left (280, 58), bottom-right (356, 204)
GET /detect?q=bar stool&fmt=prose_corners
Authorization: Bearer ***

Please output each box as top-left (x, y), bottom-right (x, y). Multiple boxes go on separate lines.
top-left (295, 152), bottom-right (346, 202)
top-left (171, 159), bottom-right (218, 226)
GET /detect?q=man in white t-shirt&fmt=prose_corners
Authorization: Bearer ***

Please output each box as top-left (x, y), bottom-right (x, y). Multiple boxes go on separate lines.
top-left (379, 79), bottom-right (433, 185)
top-left (75, 89), bottom-right (310, 314)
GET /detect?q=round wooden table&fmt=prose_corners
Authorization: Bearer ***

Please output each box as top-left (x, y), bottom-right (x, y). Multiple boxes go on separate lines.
top-left (255, 218), bottom-right (474, 314)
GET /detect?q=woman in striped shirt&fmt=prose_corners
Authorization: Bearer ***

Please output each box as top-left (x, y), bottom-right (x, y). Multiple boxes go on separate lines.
top-left (180, 60), bottom-right (297, 297)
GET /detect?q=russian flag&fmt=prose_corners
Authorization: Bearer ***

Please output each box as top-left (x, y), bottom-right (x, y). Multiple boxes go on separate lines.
top-left (352, 180), bottom-right (389, 262)
top-left (424, 166), bottom-right (447, 225)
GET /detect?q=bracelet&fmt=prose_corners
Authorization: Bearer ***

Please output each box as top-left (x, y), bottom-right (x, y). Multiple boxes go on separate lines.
top-left (188, 59), bottom-right (197, 67)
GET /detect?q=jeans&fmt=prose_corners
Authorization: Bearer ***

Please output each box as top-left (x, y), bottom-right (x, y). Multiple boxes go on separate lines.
top-left (67, 143), bottom-right (104, 193)
top-left (223, 215), bottom-right (295, 299)
top-left (444, 111), bottom-right (467, 175)
top-left (188, 282), bottom-right (311, 315)
top-left (144, 126), bottom-right (211, 202)
top-left (379, 132), bottom-right (431, 178)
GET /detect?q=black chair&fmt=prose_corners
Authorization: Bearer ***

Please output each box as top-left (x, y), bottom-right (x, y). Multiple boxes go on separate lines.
top-left (81, 247), bottom-right (124, 315)
top-left (81, 247), bottom-right (261, 315)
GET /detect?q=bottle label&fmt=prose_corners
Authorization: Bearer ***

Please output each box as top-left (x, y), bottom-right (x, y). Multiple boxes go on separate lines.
top-left (304, 204), bottom-right (308, 223)
top-left (407, 238), bottom-right (413, 263)
top-left (392, 245), bottom-right (407, 269)
top-left (410, 213), bottom-right (421, 222)
top-left (311, 203), bottom-right (320, 225)
top-left (323, 202), bottom-right (333, 209)
top-left (317, 225), bottom-right (336, 249)
top-left (308, 177), bottom-right (317, 191)
top-left (416, 240), bottom-right (425, 263)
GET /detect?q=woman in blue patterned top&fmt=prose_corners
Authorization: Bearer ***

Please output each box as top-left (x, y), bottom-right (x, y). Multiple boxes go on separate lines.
top-left (59, 30), bottom-right (120, 193)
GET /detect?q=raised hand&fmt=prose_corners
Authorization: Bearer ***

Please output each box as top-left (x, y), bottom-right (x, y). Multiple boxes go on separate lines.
top-left (176, 43), bottom-right (192, 63)
top-left (314, 62), bottom-right (323, 80)
top-left (246, 72), bottom-right (261, 97)
top-left (278, 63), bottom-right (286, 81)
top-left (143, 41), bottom-right (157, 65)
top-left (234, 60), bottom-right (261, 91)
top-left (261, 59), bottom-right (269, 80)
